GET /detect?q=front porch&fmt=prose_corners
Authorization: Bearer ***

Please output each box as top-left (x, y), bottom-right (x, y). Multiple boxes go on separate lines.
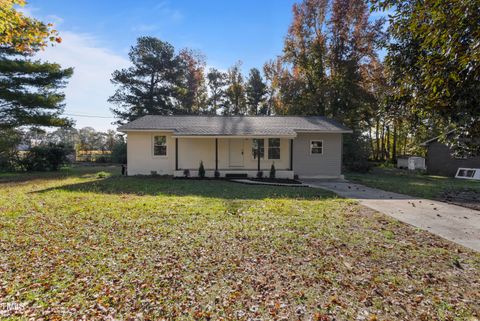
top-left (174, 169), bottom-right (295, 179)
top-left (172, 136), bottom-right (295, 179)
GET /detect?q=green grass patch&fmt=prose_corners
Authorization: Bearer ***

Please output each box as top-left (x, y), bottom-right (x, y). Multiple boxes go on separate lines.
top-left (346, 167), bottom-right (480, 199)
top-left (0, 165), bottom-right (478, 320)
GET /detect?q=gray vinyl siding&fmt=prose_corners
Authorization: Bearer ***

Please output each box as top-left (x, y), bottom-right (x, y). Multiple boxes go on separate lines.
top-left (293, 133), bottom-right (343, 178)
top-left (426, 142), bottom-right (480, 177)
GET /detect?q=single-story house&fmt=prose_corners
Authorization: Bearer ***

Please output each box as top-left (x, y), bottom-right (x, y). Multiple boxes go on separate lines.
top-left (118, 115), bottom-right (352, 179)
top-left (421, 131), bottom-right (480, 177)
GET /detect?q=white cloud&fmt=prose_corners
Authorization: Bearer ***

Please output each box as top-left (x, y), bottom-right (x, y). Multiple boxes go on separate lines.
top-left (131, 24), bottom-right (158, 32)
top-left (154, 1), bottom-right (184, 23)
top-left (36, 31), bottom-right (130, 131)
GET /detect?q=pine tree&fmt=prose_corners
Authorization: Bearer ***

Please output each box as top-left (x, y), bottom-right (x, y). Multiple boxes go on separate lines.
top-left (206, 68), bottom-right (227, 114)
top-left (109, 37), bottom-right (184, 124)
top-left (246, 68), bottom-right (267, 115)
top-left (0, 50), bottom-right (73, 129)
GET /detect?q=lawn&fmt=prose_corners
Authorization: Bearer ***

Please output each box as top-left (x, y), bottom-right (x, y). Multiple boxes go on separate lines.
top-left (0, 165), bottom-right (479, 320)
top-left (346, 167), bottom-right (480, 201)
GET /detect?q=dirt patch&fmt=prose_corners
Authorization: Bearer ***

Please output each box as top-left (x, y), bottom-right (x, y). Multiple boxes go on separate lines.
top-left (440, 189), bottom-right (480, 211)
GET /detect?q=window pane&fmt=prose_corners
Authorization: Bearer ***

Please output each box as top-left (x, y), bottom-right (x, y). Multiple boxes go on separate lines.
top-left (154, 136), bottom-right (166, 146)
top-left (268, 138), bottom-right (280, 159)
top-left (269, 148), bottom-right (280, 159)
top-left (311, 141), bottom-right (323, 154)
top-left (269, 138), bottom-right (280, 148)
top-left (153, 136), bottom-right (167, 156)
top-left (154, 145), bottom-right (167, 156)
top-left (252, 139), bottom-right (264, 159)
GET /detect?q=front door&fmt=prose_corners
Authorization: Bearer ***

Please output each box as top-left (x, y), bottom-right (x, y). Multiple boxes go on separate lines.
top-left (229, 139), bottom-right (244, 167)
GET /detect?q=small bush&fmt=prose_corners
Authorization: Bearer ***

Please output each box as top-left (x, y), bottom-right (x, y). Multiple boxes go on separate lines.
top-left (183, 169), bottom-right (190, 177)
top-left (96, 171), bottom-right (109, 179)
top-left (111, 141), bottom-right (127, 164)
top-left (269, 162), bottom-right (276, 179)
top-left (198, 161), bottom-right (205, 178)
top-left (257, 171), bottom-right (263, 178)
top-left (22, 143), bottom-right (72, 171)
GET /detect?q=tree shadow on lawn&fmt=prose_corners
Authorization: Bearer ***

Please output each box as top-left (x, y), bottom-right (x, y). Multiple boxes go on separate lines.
top-left (34, 175), bottom-right (337, 200)
top-left (0, 165), bottom-right (120, 184)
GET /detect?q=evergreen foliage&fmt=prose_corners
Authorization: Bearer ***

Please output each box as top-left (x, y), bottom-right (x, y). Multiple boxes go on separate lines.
top-left (269, 162), bottom-right (276, 179)
top-left (198, 160), bottom-right (205, 178)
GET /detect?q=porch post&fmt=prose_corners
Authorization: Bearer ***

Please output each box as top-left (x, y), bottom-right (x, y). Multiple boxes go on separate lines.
top-left (215, 138), bottom-right (218, 171)
top-left (257, 139), bottom-right (261, 172)
top-left (175, 138), bottom-right (178, 170)
top-left (290, 139), bottom-right (293, 170)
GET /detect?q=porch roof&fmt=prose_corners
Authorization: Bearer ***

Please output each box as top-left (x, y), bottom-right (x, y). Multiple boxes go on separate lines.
top-left (118, 115), bottom-right (352, 136)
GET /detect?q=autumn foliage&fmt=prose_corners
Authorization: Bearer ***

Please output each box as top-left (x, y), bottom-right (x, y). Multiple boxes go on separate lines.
top-left (0, 0), bottom-right (61, 53)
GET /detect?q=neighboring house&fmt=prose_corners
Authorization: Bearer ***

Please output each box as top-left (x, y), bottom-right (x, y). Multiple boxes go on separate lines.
top-left (118, 115), bottom-right (352, 179)
top-left (421, 133), bottom-right (480, 177)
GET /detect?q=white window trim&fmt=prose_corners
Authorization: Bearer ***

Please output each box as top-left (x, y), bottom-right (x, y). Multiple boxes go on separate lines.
top-left (152, 135), bottom-right (168, 158)
top-left (250, 138), bottom-right (282, 160)
top-left (267, 138), bottom-right (281, 160)
top-left (310, 140), bottom-right (324, 155)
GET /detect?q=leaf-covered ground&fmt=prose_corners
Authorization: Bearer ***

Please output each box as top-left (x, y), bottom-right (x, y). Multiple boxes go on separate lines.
top-left (0, 166), bottom-right (479, 320)
top-left (346, 168), bottom-right (480, 201)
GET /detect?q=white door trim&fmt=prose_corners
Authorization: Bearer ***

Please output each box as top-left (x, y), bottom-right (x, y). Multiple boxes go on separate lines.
top-left (229, 139), bottom-right (244, 167)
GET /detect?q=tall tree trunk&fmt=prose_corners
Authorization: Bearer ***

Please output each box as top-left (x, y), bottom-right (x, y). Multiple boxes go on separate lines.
top-left (392, 119), bottom-right (398, 162)
top-left (375, 117), bottom-right (380, 160)
top-left (380, 122), bottom-right (385, 161)
top-left (386, 125), bottom-right (390, 161)
top-left (369, 127), bottom-right (375, 160)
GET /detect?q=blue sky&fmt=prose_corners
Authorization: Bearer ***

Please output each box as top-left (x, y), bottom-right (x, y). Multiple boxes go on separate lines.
top-left (24, 0), bottom-right (298, 130)
top-left (25, 0), bottom-right (386, 131)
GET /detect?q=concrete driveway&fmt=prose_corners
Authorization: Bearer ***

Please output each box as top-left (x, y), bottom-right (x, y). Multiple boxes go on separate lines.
top-left (303, 180), bottom-right (480, 252)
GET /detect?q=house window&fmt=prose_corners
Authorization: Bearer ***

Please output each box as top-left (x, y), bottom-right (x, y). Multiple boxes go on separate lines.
top-left (153, 136), bottom-right (167, 156)
top-left (268, 138), bottom-right (280, 159)
top-left (252, 139), bottom-right (264, 159)
top-left (456, 168), bottom-right (476, 178)
top-left (310, 140), bottom-right (323, 154)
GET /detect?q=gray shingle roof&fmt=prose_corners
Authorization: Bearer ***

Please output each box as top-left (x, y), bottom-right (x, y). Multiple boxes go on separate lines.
top-left (118, 115), bottom-right (352, 136)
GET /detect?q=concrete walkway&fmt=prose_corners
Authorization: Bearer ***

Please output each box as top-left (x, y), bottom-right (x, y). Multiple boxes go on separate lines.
top-left (303, 180), bottom-right (480, 252)
top-left (232, 179), bottom-right (309, 187)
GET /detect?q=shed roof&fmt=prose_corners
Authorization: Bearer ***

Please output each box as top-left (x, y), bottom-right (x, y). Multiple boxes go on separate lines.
top-left (118, 115), bottom-right (352, 136)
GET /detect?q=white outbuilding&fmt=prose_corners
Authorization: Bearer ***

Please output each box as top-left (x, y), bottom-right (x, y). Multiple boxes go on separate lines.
top-left (397, 156), bottom-right (426, 171)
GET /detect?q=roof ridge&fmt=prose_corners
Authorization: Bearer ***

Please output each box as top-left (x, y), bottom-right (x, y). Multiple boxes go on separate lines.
top-left (118, 115), bottom-right (353, 134)
top-left (141, 115), bottom-right (328, 118)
